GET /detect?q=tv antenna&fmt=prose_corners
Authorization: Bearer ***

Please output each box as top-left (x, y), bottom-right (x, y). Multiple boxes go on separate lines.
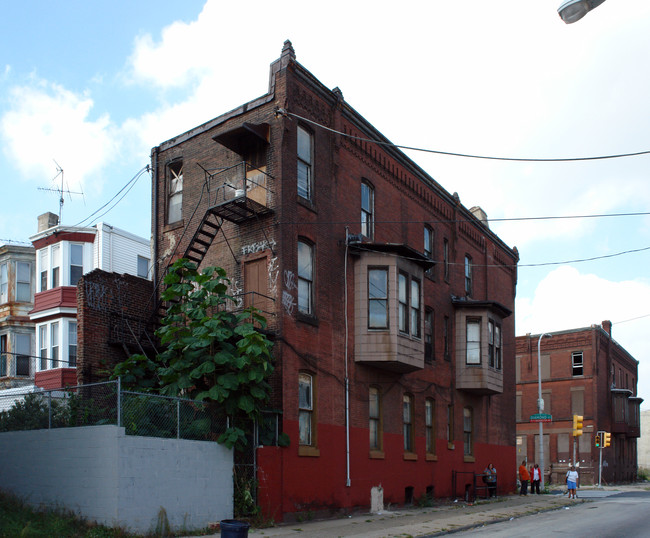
top-left (37, 160), bottom-right (84, 223)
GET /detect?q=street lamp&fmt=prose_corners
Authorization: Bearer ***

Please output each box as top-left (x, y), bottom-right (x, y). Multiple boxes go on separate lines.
top-left (538, 333), bottom-right (552, 486)
top-left (558, 0), bottom-right (607, 24)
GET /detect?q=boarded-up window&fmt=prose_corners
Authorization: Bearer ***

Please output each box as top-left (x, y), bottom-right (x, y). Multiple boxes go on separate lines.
top-left (541, 354), bottom-right (551, 381)
top-left (515, 355), bottom-right (522, 383)
top-left (516, 435), bottom-right (527, 461)
top-left (571, 389), bottom-right (584, 416)
top-left (516, 392), bottom-right (522, 422)
top-left (579, 433), bottom-right (592, 455)
top-left (244, 257), bottom-right (270, 315)
top-left (557, 433), bottom-right (570, 463)
top-left (534, 434), bottom-right (550, 467)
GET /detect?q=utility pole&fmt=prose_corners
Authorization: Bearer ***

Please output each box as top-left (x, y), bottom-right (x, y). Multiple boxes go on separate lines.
top-left (537, 333), bottom-right (552, 485)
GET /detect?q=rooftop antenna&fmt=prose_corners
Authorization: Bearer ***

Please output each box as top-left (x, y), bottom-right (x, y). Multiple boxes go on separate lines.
top-left (37, 160), bottom-right (84, 223)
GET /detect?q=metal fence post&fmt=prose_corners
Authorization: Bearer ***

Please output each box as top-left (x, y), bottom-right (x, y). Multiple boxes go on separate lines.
top-left (117, 377), bottom-right (121, 428)
top-left (48, 390), bottom-right (52, 429)
top-left (177, 399), bottom-right (180, 439)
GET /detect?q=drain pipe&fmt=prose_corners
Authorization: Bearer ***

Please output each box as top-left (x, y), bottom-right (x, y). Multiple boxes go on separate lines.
top-left (344, 227), bottom-right (351, 487)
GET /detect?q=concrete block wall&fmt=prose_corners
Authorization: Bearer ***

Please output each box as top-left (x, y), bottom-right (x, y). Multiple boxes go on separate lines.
top-left (0, 425), bottom-right (233, 533)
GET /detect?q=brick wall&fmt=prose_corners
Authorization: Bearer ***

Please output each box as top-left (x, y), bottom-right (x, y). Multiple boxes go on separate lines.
top-left (77, 269), bottom-right (155, 384)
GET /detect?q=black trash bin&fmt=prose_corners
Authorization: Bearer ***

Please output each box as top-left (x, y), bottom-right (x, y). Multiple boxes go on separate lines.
top-left (220, 519), bottom-right (250, 538)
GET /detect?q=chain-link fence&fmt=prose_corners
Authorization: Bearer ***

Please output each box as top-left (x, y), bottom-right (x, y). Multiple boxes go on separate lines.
top-left (0, 380), bottom-right (227, 441)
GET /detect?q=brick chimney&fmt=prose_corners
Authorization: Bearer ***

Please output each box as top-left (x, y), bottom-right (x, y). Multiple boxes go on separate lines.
top-left (602, 320), bottom-right (612, 336)
top-left (37, 212), bottom-right (59, 232)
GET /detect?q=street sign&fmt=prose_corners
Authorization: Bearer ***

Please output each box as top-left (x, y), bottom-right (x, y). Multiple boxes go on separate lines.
top-left (530, 413), bottom-right (552, 423)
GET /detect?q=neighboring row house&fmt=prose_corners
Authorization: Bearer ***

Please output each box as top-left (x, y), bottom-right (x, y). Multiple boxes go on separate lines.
top-left (516, 321), bottom-right (642, 485)
top-left (29, 212), bottom-right (151, 389)
top-left (0, 244), bottom-right (35, 390)
top-left (150, 42), bottom-right (519, 521)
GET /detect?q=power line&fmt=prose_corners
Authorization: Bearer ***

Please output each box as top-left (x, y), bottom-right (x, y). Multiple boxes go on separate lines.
top-left (73, 165), bottom-right (150, 228)
top-left (281, 109), bottom-right (650, 163)
top-left (276, 210), bottom-right (650, 227)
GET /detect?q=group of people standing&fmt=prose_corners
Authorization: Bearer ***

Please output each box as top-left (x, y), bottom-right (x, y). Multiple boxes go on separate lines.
top-left (518, 460), bottom-right (542, 495)
top-left (483, 460), bottom-right (579, 498)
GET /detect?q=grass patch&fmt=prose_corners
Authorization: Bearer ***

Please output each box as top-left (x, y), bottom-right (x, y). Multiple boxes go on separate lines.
top-left (0, 490), bottom-right (217, 537)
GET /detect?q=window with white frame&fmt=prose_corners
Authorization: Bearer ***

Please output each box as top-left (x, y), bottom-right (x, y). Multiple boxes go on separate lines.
top-left (167, 161), bottom-right (183, 224)
top-left (51, 244), bottom-right (61, 288)
top-left (16, 262), bottom-right (31, 302)
top-left (369, 386), bottom-right (382, 451)
top-left (463, 407), bottom-right (473, 456)
top-left (39, 249), bottom-right (48, 291)
top-left (299, 372), bottom-right (314, 446)
top-left (410, 278), bottom-right (421, 338)
top-left (425, 398), bottom-right (436, 455)
top-left (398, 272), bottom-right (408, 333)
top-left (15, 333), bottom-right (30, 376)
top-left (464, 255), bottom-right (472, 296)
top-left (361, 181), bottom-right (374, 239)
top-left (68, 321), bottom-right (77, 367)
top-left (297, 126), bottom-right (313, 200)
top-left (368, 268), bottom-right (388, 329)
top-left (297, 240), bottom-right (313, 315)
top-left (403, 394), bottom-right (414, 452)
top-left (0, 263), bottom-right (7, 303)
top-left (39, 325), bottom-right (47, 370)
top-left (447, 404), bottom-right (454, 442)
top-left (466, 319), bottom-right (481, 365)
top-left (137, 255), bottom-right (150, 278)
top-left (69, 244), bottom-right (83, 286)
top-left (572, 351), bottom-right (583, 376)
top-left (488, 320), bottom-right (502, 369)
top-left (50, 321), bottom-right (59, 368)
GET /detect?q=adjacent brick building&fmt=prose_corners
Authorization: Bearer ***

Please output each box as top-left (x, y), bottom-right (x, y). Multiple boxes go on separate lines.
top-left (151, 41), bottom-right (519, 520)
top-left (516, 321), bottom-right (642, 485)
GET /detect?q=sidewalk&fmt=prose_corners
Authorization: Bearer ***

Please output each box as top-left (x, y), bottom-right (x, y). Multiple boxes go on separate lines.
top-left (195, 485), bottom-right (641, 538)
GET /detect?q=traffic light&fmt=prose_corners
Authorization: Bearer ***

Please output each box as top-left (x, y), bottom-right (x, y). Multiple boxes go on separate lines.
top-left (604, 432), bottom-right (611, 447)
top-left (572, 415), bottom-right (584, 437)
top-left (595, 432), bottom-right (601, 447)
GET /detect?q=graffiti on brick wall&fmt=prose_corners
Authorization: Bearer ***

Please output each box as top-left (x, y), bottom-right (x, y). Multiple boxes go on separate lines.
top-left (85, 281), bottom-right (108, 310)
top-left (85, 277), bottom-right (128, 312)
top-left (241, 239), bottom-right (276, 256)
top-left (283, 270), bottom-right (297, 291)
top-left (282, 269), bottom-right (297, 315)
top-left (282, 290), bottom-right (295, 316)
top-left (268, 256), bottom-right (279, 298)
top-left (229, 278), bottom-right (243, 308)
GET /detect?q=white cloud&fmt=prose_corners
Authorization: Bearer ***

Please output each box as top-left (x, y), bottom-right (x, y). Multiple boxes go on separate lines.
top-left (0, 80), bottom-right (118, 191)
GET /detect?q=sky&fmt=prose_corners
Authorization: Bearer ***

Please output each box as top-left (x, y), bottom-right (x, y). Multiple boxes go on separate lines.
top-left (1, 1), bottom-right (649, 407)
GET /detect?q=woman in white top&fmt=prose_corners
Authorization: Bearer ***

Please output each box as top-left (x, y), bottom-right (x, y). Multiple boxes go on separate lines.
top-left (566, 465), bottom-right (579, 499)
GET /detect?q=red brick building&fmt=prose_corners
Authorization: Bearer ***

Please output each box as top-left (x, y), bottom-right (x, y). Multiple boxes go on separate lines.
top-left (516, 321), bottom-right (642, 486)
top-left (151, 41), bottom-right (519, 520)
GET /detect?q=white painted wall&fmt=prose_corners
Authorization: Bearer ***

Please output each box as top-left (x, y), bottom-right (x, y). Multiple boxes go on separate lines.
top-left (0, 425), bottom-right (233, 533)
top-left (95, 223), bottom-right (151, 278)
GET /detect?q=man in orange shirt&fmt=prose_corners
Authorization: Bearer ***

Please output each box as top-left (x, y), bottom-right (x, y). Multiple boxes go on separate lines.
top-left (518, 460), bottom-right (530, 495)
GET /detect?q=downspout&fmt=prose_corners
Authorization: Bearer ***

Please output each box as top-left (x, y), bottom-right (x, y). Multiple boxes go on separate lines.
top-left (344, 227), bottom-right (351, 487)
top-left (152, 148), bottom-right (159, 290)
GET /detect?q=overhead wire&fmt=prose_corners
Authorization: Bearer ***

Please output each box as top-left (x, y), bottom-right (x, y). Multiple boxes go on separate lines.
top-left (73, 165), bottom-right (150, 228)
top-left (281, 109), bottom-right (650, 163)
